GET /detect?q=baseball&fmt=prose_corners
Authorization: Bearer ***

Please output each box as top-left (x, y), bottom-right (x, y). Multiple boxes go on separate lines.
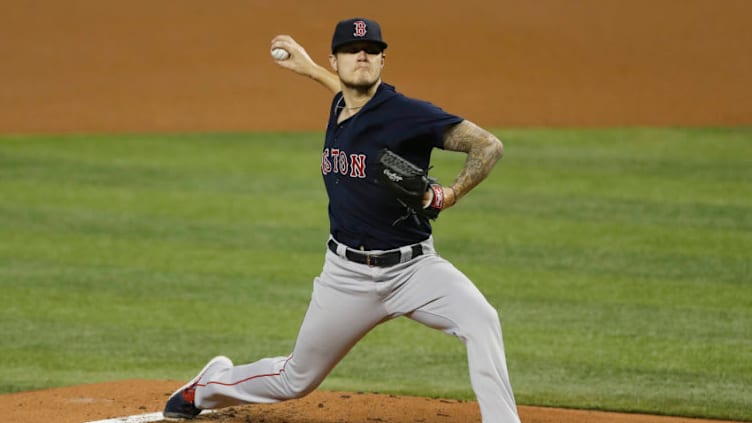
top-left (271, 48), bottom-right (290, 61)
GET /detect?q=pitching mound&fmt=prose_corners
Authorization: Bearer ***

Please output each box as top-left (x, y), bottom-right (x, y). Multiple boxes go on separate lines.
top-left (0, 380), bottom-right (742, 423)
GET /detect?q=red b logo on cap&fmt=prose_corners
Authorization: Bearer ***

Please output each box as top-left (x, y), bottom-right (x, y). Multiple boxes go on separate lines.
top-left (353, 20), bottom-right (367, 37)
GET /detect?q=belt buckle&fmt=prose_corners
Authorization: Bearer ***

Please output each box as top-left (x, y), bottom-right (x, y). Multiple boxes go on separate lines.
top-left (366, 254), bottom-right (373, 267)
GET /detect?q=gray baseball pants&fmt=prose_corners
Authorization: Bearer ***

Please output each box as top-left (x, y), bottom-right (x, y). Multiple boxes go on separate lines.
top-left (194, 236), bottom-right (520, 423)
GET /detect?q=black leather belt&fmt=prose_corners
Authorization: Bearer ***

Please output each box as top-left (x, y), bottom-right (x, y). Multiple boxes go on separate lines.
top-left (328, 239), bottom-right (423, 267)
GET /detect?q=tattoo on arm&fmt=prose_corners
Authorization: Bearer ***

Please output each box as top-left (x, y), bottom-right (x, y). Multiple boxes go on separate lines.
top-left (442, 120), bottom-right (504, 200)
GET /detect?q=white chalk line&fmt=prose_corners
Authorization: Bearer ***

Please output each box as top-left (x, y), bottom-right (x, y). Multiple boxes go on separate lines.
top-left (83, 411), bottom-right (163, 423)
top-left (84, 410), bottom-right (216, 423)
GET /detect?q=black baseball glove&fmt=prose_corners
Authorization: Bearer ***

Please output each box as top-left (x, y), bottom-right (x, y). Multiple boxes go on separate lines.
top-left (375, 148), bottom-right (446, 222)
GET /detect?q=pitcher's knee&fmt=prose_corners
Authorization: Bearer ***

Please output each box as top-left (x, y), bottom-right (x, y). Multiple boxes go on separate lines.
top-left (288, 384), bottom-right (316, 399)
top-left (465, 301), bottom-right (502, 335)
top-left (284, 374), bottom-right (322, 400)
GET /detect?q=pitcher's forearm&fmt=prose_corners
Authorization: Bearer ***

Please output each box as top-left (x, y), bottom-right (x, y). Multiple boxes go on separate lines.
top-left (443, 120), bottom-right (504, 200)
top-left (307, 64), bottom-right (340, 94)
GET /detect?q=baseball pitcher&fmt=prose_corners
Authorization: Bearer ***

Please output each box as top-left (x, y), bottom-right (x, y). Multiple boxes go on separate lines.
top-left (164, 17), bottom-right (520, 423)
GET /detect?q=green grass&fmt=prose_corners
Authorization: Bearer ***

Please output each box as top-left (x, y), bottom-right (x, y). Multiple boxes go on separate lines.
top-left (0, 128), bottom-right (750, 421)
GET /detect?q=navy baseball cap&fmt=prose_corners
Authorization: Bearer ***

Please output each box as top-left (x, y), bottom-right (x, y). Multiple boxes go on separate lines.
top-left (331, 18), bottom-right (388, 53)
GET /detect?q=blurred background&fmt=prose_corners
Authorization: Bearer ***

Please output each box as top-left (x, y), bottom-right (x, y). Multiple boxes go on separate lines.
top-left (1, 0), bottom-right (751, 134)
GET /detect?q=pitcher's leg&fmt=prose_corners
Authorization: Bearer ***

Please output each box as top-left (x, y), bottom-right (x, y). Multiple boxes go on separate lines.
top-left (196, 275), bottom-right (387, 409)
top-left (390, 256), bottom-right (520, 423)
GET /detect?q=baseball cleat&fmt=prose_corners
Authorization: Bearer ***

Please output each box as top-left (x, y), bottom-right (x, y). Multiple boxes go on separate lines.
top-left (163, 355), bottom-right (233, 420)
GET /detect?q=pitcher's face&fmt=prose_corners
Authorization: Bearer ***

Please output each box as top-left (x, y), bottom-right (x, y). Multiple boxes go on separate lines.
top-left (330, 42), bottom-right (385, 90)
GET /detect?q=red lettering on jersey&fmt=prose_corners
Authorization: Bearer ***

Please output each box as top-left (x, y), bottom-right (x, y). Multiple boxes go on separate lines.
top-left (330, 148), bottom-right (340, 173)
top-left (322, 148), bottom-right (368, 179)
top-left (321, 148), bottom-right (332, 175)
top-left (349, 154), bottom-right (366, 178)
top-left (353, 20), bottom-right (367, 37)
top-left (338, 150), bottom-right (348, 175)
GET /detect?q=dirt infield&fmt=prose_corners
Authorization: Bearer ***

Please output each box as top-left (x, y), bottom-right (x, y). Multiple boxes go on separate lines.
top-left (1, 1), bottom-right (750, 422)
top-left (1, 0), bottom-right (751, 134)
top-left (0, 380), bottom-right (744, 423)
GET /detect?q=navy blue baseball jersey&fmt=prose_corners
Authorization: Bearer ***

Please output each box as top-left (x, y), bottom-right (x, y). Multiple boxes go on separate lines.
top-left (321, 82), bottom-right (463, 250)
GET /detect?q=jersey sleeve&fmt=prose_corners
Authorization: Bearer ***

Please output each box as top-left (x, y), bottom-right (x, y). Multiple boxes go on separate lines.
top-left (419, 100), bottom-right (464, 149)
top-left (387, 96), bottom-right (464, 149)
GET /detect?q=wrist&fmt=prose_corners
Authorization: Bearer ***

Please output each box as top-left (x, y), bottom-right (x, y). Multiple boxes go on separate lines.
top-left (445, 186), bottom-right (458, 208)
top-left (424, 184), bottom-right (458, 210)
top-left (307, 63), bottom-right (323, 80)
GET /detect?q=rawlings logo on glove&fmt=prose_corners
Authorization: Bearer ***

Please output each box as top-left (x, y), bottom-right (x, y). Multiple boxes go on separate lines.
top-left (383, 169), bottom-right (404, 182)
top-left (376, 148), bottom-right (443, 222)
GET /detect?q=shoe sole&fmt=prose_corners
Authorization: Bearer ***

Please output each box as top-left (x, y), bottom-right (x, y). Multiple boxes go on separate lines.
top-left (163, 355), bottom-right (233, 420)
